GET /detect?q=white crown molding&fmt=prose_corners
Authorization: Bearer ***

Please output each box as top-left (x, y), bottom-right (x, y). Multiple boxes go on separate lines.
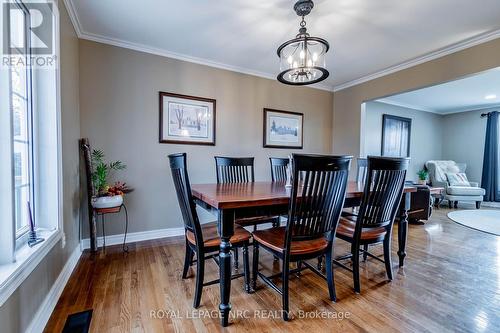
top-left (375, 99), bottom-right (437, 113)
top-left (64, 0), bottom-right (500, 95)
top-left (25, 245), bottom-right (82, 333)
top-left (375, 99), bottom-right (500, 116)
top-left (438, 102), bottom-right (500, 115)
top-left (62, 0), bottom-right (83, 38)
top-left (62, 0), bottom-right (333, 92)
top-left (333, 29), bottom-right (500, 92)
top-left (79, 32), bottom-right (336, 92)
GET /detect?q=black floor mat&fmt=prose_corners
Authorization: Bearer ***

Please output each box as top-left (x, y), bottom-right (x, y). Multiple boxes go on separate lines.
top-left (61, 310), bottom-right (92, 333)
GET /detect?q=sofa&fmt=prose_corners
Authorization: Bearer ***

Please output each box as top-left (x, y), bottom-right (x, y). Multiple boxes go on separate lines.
top-left (425, 160), bottom-right (485, 209)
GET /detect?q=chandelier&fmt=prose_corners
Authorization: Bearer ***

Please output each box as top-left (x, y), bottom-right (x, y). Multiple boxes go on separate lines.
top-left (277, 0), bottom-right (330, 85)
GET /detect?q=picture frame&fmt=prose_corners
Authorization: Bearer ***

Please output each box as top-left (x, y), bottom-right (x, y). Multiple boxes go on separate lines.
top-left (263, 108), bottom-right (303, 149)
top-left (381, 114), bottom-right (411, 157)
top-left (159, 92), bottom-right (216, 145)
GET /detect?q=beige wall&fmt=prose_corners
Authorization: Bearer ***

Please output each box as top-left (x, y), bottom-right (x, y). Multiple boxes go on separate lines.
top-left (79, 40), bottom-right (334, 235)
top-left (364, 101), bottom-right (443, 181)
top-left (333, 38), bottom-right (500, 162)
top-left (0, 1), bottom-right (81, 332)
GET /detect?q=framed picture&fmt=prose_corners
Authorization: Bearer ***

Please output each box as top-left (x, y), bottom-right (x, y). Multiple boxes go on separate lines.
top-left (159, 92), bottom-right (216, 145)
top-left (381, 114), bottom-right (411, 157)
top-left (263, 108), bottom-right (303, 149)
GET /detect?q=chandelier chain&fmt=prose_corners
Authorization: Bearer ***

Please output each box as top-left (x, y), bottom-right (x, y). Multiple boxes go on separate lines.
top-left (300, 16), bottom-right (306, 28)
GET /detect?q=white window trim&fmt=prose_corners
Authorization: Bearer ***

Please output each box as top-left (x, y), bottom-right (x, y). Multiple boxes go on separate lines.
top-left (0, 230), bottom-right (61, 306)
top-left (0, 0), bottom-right (63, 306)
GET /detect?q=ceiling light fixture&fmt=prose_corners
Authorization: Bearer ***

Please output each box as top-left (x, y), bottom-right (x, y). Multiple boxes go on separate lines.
top-left (484, 94), bottom-right (497, 100)
top-left (277, 0), bottom-right (330, 86)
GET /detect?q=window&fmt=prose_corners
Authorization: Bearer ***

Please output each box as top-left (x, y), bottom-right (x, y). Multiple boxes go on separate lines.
top-left (0, 0), bottom-right (62, 305)
top-left (8, 1), bottom-right (34, 241)
top-left (381, 114), bottom-right (412, 158)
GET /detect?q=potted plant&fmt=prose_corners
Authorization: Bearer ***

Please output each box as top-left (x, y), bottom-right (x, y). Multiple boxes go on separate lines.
top-left (90, 149), bottom-right (130, 208)
top-left (416, 169), bottom-right (428, 185)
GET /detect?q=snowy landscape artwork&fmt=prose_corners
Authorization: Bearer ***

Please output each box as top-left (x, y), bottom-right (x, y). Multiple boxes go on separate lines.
top-left (159, 92), bottom-right (215, 145)
top-left (263, 109), bottom-right (303, 149)
top-left (168, 102), bottom-right (209, 138)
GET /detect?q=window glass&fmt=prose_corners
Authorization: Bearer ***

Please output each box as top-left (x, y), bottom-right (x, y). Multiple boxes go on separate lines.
top-left (9, 4), bottom-right (33, 238)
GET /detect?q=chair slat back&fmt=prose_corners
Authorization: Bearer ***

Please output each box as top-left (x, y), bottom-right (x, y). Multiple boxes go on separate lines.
top-left (169, 153), bottom-right (203, 244)
top-left (358, 156), bottom-right (409, 228)
top-left (356, 158), bottom-right (368, 184)
top-left (270, 157), bottom-right (289, 182)
top-left (215, 156), bottom-right (255, 183)
top-left (286, 154), bottom-right (352, 242)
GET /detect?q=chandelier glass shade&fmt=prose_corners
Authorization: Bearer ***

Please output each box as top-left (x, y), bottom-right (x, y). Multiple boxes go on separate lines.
top-left (277, 0), bottom-right (330, 85)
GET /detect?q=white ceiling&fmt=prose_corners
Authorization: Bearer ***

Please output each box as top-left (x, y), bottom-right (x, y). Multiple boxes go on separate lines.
top-left (377, 67), bottom-right (500, 114)
top-left (66, 0), bottom-right (500, 91)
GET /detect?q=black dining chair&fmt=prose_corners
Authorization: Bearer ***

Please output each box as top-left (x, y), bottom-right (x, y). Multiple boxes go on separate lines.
top-left (215, 156), bottom-right (255, 183)
top-left (342, 157), bottom-right (369, 218)
top-left (215, 156), bottom-right (281, 231)
top-left (251, 154), bottom-right (352, 321)
top-left (270, 157), bottom-right (289, 182)
top-left (335, 156), bottom-right (409, 293)
top-left (169, 153), bottom-right (252, 308)
top-left (215, 156), bottom-right (281, 267)
top-left (356, 157), bottom-right (368, 184)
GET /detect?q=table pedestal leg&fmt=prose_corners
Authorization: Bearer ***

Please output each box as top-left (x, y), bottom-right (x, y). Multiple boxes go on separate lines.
top-left (398, 192), bottom-right (410, 267)
top-left (218, 209), bottom-right (234, 327)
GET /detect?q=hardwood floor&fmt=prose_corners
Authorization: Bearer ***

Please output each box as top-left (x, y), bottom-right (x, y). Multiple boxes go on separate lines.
top-left (45, 207), bottom-right (500, 332)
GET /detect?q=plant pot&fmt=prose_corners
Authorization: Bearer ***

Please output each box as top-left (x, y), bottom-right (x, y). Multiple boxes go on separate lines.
top-left (92, 195), bottom-right (123, 209)
top-left (417, 179), bottom-right (427, 185)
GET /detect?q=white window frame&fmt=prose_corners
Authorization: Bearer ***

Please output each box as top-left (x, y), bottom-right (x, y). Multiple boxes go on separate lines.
top-left (0, 0), bottom-right (63, 307)
top-left (8, 0), bottom-right (35, 244)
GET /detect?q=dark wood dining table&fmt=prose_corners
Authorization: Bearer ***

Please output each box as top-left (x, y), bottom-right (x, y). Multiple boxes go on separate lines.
top-left (191, 181), bottom-right (417, 327)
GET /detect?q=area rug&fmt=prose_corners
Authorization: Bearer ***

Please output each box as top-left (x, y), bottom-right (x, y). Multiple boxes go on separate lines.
top-left (447, 210), bottom-right (500, 236)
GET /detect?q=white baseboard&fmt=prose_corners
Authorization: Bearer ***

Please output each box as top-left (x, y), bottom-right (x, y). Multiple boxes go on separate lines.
top-left (482, 201), bottom-right (500, 208)
top-left (26, 245), bottom-right (82, 333)
top-left (80, 227), bottom-right (185, 250)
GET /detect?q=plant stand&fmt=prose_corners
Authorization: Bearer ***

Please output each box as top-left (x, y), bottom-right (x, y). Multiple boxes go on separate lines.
top-left (93, 204), bottom-right (129, 252)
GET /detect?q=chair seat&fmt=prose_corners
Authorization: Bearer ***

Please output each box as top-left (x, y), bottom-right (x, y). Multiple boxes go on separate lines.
top-left (252, 227), bottom-right (328, 255)
top-left (447, 186), bottom-right (485, 196)
top-left (186, 222), bottom-right (251, 248)
top-left (235, 215), bottom-right (278, 227)
top-left (336, 216), bottom-right (387, 241)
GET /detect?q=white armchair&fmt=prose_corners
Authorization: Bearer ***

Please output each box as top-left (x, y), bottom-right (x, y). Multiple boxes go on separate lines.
top-left (425, 160), bottom-right (485, 209)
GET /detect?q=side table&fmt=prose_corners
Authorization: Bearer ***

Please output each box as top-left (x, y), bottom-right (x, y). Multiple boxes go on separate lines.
top-left (429, 187), bottom-right (445, 209)
top-left (93, 204), bottom-right (129, 252)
